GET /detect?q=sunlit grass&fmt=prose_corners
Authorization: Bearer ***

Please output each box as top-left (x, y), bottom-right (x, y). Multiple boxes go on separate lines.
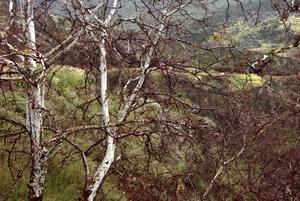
top-left (229, 73), bottom-right (264, 89)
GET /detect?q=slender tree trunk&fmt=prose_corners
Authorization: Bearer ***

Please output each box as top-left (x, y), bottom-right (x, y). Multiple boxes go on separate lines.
top-left (22, 0), bottom-right (48, 200)
top-left (82, 35), bottom-right (116, 201)
top-left (81, 15), bottom-right (167, 200)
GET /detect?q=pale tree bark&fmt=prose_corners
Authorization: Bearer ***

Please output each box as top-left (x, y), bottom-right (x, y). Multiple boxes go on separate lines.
top-left (20, 0), bottom-right (48, 200)
top-left (82, 2), bottom-right (191, 200)
top-left (83, 32), bottom-right (117, 201)
top-left (2, 0), bottom-right (108, 200)
top-left (79, 0), bottom-right (119, 199)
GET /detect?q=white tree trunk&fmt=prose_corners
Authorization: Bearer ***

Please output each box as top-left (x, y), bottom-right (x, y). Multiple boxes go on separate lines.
top-left (82, 0), bottom-right (119, 198)
top-left (87, 134), bottom-right (116, 201)
top-left (84, 7), bottom-right (168, 200)
top-left (84, 36), bottom-right (116, 201)
top-left (21, 1), bottom-right (48, 200)
top-left (27, 83), bottom-right (48, 201)
top-left (82, 2), bottom-right (189, 200)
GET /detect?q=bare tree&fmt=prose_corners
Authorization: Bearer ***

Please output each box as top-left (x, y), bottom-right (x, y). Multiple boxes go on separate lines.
top-left (0, 0), bottom-right (299, 200)
top-left (75, 0), bottom-right (194, 199)
top-left (0, 0), bottom-right (92, 199)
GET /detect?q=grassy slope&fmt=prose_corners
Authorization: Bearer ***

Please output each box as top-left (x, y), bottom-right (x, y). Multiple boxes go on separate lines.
top-left (0, 1), bottom-right (299, 199)
top-left (2, 65), bottom-right (292, 200)
top-left (0, 66), bottom-right (256, 199)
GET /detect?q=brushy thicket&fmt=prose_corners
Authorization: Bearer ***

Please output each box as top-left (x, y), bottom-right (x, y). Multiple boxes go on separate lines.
top-left (1, 66), bottom-right (300, 200)
top-left (0, 0), bottom-right (300, 200)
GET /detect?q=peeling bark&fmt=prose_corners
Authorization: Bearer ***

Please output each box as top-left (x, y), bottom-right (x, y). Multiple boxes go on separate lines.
top-left (82, 3), bottom-right (192, 201)
top-left (26, 84), bottom-right (47, 201)
top-left (28, 147), bottom-right (48, 201)
top-left (21, 0), bottom-right (48, 200)
top-left (82, 4), bottom-right (189, 201)
top-left (86, 134), bottom-right (116, 201)
top-left (84, 35), bottom-right (117, 201)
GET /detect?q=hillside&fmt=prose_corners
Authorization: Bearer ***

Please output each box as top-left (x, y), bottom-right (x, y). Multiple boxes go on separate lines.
top-left (0, 0), bottom-right (300, 200)
top-left (1, 66), bottom-right (299, 200)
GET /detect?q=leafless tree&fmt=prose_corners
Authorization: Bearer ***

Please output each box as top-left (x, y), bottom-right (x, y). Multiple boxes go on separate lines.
top-left (0, 0), bottom-right (299, 200)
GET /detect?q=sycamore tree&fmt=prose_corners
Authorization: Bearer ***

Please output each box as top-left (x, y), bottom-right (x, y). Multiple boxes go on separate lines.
top-left (65, 0), bottom-right (199, 199)
top-left (0, 0), bottom-right (198, 200)
top-left (0, 0), bottom-right (300, 200)
top-left (0, 0), bottom-right (92, 200)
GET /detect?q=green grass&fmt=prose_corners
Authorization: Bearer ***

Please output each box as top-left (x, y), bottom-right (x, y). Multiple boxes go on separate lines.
top-left (50, 66), bottom-right (85, 90)
top-left (229, 73), bottom-right (264, 89)
top-left (44, 156), bottom-right (85, 201)
top-left (0, 65), bottom-right (296, 200)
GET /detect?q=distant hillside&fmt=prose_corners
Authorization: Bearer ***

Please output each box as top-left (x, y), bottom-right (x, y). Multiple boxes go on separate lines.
top-left (226, 15), bottom-right (300, 49)
top-left (37, 0), bottom-right (275, 19)
top-left (4, 0), bottom-right (298, 51)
